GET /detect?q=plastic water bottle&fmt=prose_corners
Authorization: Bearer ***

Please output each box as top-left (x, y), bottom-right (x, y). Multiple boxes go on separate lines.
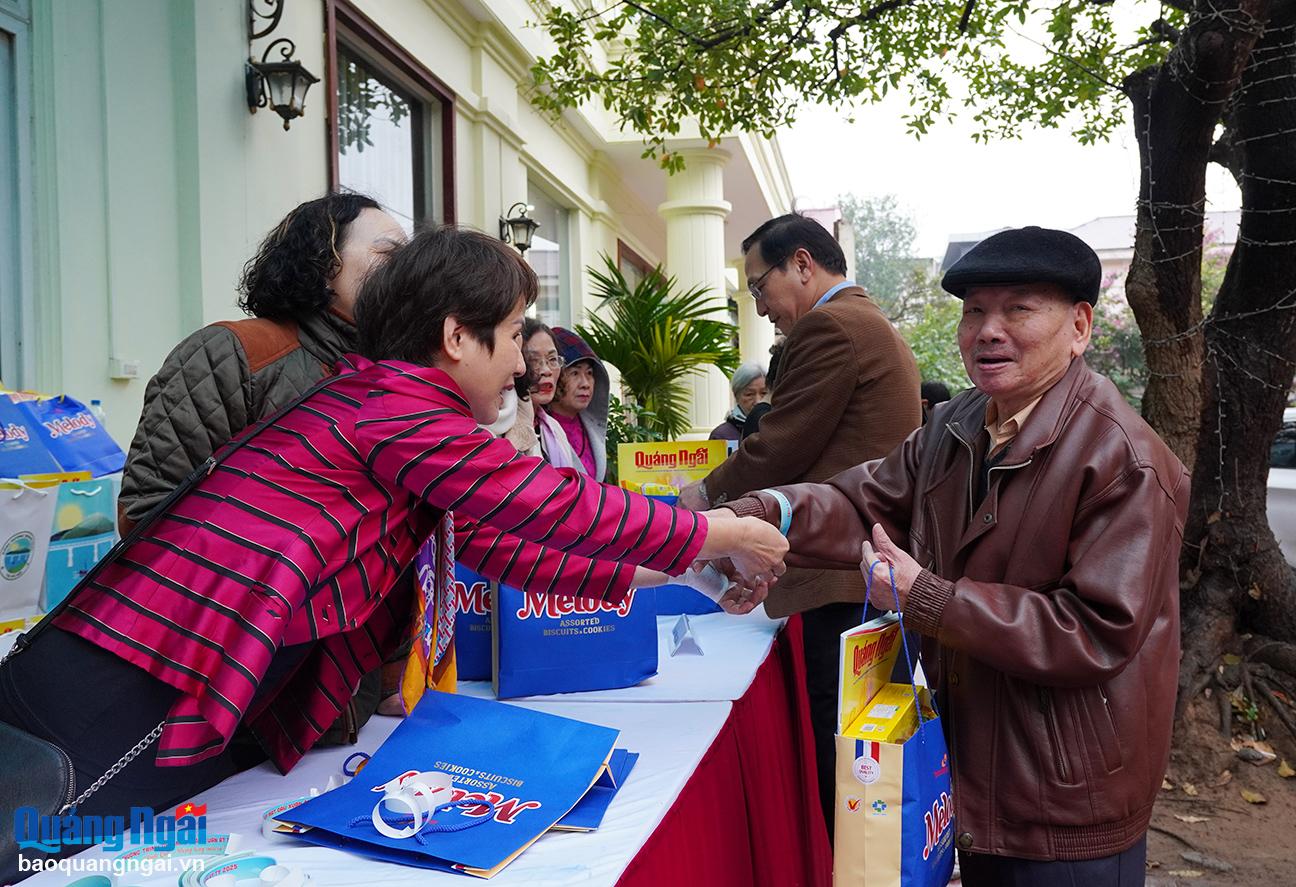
top-left (89, 399), bottom-right (107, 426)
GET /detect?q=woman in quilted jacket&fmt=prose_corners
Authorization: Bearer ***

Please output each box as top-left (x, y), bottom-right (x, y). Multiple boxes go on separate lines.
top-left (117, 192), bottom-right (405, 531)
top-left (115, 193), bottom-right (405, 745)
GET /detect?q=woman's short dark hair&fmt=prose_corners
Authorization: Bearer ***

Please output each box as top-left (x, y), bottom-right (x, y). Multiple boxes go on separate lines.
top-left (741, 213), bottom-right (848, 277)
top-left (354, 225), bottom-right (538, 365)
top-left (522, 316), bottom-right (552, 344)
top-left (238, 192), bottom-right (381, 320)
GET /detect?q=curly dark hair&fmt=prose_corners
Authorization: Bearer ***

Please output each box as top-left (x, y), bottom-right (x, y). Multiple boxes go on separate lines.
top-left (237, 192), bottom-right (382, 320)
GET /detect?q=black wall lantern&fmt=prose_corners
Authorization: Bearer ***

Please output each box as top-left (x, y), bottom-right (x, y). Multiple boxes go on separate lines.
top-left (500, 203), bottom-right (540, 255)
top-left (246, 0), bottom-right (319, 130)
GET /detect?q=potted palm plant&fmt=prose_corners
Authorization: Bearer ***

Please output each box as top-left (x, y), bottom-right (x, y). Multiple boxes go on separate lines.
top-left (577, 256), bottom-right (740, 466)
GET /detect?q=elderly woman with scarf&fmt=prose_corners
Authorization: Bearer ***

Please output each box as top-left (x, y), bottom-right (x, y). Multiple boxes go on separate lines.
top-left (710, 362), bottom-right (769, 441)
top-left (539, 327), bottom-right (611, 480)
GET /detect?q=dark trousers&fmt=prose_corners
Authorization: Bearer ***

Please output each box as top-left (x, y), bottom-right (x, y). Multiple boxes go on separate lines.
top-left (0, 628), bottom-right (246, 882)
top-left (800, 600), bottom-right (868, 839)
top-left (959, 836), bottom-right (1147, 887)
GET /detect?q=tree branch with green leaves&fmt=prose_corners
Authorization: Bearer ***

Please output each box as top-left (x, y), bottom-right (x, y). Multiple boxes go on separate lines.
top-left (530, 1), bottom-right (1183, 169)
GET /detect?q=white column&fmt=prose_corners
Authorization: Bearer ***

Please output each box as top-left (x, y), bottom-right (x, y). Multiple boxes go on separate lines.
top-left (733, 262), bottom-right (776, 370)
top-left (658, 148), bottom-right (731, 438)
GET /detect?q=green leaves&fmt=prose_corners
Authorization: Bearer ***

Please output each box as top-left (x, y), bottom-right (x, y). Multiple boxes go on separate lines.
top-left (530, 0), bottom-right (1168, 167)
top-left (900, 282), bottom-right (970, 392)
top-left (576, 255), bottom-right (739, 438)
top-left (838, 194), bottom-right (921, 318)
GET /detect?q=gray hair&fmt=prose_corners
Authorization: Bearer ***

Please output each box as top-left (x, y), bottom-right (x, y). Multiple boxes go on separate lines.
top-left (730, 361), bottom-right (767, 395)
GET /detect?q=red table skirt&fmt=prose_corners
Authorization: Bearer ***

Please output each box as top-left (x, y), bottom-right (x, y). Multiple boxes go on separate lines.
top-left (618, 615), bottom-right (832, 886)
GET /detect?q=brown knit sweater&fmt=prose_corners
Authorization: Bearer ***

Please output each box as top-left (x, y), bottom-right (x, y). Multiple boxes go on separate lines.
top-left (703, 285), bottom-right (922, 616)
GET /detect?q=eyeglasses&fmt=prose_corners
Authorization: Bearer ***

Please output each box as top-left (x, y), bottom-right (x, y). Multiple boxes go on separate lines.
top-left (525, 354), bottom-right (567, 372)
top-left (748, 261), bottom-right (783, 302)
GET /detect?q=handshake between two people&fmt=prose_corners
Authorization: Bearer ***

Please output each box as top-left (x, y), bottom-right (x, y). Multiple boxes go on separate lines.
top-left (677, 511), bottom-right (789, 615)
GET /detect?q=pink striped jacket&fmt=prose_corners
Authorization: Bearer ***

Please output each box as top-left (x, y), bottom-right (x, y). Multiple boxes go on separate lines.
top-left (55, 358), bottom-right (706, 772)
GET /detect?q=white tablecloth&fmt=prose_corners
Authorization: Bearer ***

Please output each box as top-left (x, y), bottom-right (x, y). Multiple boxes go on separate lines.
top-left (17, 699), bottom-right (733, 887)
top-left (5, 610), bottom-right (789, 886)
top-left (461, 610), bottom-right (784, 705)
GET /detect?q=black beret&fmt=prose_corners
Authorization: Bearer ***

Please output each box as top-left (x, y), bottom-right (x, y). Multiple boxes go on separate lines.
top-left (941, 226), bottom-right (1102, 305)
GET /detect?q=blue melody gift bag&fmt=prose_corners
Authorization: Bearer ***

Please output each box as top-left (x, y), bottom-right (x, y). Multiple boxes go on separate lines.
top-left (492, 585), bottom-right (657, 698)
top-left (285, 691), bottom-right (619, 877)
top-left (0, 392), bottom-right (124, 477)
top-left (833, 568), bottom-right (955, 887)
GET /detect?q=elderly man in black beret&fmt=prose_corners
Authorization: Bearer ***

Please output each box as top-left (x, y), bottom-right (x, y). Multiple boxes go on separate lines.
top-left (718, 227), bottom-right (1190, 885)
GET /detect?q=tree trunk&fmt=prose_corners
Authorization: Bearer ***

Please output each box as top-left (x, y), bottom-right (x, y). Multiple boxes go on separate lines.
top-left (1181, 0), bottom-right (1296, 695)
top-left (1122, 2), bottom-right (1269, 471)
top-left (1124, 216), bottom-right (1204, 470)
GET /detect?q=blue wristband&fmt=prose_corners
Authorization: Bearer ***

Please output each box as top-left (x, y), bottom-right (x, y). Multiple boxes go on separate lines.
top-left (758, 488), bottom-right (793, 536)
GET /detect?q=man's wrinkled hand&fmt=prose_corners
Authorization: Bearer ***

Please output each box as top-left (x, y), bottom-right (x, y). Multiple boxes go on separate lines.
top-left (718, 578), bottom-right (768, 615)
top-left (682, 557), bottom-right (767, 615)
top-left (676, 480), bottom-right (708, 512)
top-left (860, 523), bottom-right (921, 611)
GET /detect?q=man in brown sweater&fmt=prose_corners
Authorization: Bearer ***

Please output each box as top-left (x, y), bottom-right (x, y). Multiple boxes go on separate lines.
top-left (679, 213), bottom-right (921, 833)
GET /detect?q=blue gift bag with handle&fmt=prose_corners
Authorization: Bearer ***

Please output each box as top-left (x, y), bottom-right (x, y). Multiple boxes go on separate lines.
top-left (644, 494), bottom-right (721, 616)
top-left (492, 585), bottom-right (657, 698)
top-left (285, 691), bottom-right (619, 877)
top-left (41, 475), bottom-right (120, 610)
top-left (653, 581), bottom-right (723, 616)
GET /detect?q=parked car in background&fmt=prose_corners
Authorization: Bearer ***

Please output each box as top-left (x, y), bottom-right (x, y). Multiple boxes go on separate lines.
top-left (1267, 408), bottom-right (1296, 566)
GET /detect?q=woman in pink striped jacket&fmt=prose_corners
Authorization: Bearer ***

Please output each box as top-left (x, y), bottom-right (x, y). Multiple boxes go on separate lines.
top-left (0, 227), bottom-right (786, 849)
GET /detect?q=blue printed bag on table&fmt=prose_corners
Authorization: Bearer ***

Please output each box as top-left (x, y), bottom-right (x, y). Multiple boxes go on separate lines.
top-left (2, 391), bottom-right (124, 477)
top-left (492, 585), bottom-right (657, 698)
top-left (0, 395), bottom-right (60, 477)
top-left (453, 564), bottom-right (493, 681)
top-left (284, 691), bottom-right (619, 877)
top-left (833, 567), bottom-right (955, 887)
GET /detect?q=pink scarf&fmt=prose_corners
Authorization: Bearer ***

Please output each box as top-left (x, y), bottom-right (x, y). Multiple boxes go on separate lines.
top-left (536, 408), bottom-right (583, 473)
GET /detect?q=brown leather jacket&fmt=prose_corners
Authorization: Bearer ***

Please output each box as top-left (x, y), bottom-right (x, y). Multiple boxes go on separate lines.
top-left (725, 357), bottom-right (1188, 860)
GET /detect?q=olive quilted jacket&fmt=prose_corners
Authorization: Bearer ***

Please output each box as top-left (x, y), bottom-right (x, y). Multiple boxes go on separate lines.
top-left (118, 310), bottom-right (355, 529)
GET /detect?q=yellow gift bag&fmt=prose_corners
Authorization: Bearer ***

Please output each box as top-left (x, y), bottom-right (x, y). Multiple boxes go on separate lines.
top-left (833, 569), bottom-right (955, 887)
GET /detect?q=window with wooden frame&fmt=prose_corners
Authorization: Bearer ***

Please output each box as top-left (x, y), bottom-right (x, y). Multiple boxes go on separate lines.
top-left (616, 240), bottom-right (656, 291)
top-left (325, 1), bottom-right (455, 231)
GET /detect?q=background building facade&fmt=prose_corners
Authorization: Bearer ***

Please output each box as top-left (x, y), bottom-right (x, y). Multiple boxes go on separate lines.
top-left (0, 0), bottom-right (794, 442)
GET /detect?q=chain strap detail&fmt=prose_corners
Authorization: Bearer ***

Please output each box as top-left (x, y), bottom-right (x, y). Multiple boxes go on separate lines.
top-left (59, 719), bottom-right (167, 814)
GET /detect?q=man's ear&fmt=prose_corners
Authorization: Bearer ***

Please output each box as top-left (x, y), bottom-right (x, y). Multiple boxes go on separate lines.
top-left (1071, 301), bottom-right (1094, 357)
top-left (793, 247), bottom-right (814, 282)
top-left (442, 315), bottom-right (466, 362)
